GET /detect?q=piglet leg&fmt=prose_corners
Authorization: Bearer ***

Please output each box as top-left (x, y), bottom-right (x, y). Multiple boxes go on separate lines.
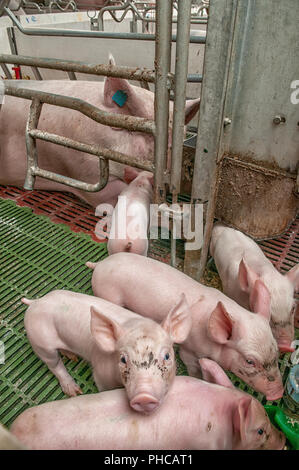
top-left (34, 346), bottom-right (83, 397)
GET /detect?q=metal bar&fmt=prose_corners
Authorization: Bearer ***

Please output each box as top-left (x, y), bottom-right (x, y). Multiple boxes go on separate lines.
top-left (0, 54), bottom-right (157, 84)
top-left (0, 63), bottom-right (12, 79)
top-left (170, 0), bottom-right (193, 267)
top-left (28, 129), bottom-right (154, 172)
top-left (24, 99), bottom-right (110, 193)
top-left (31, 66), bottom-right (43, 80)
top-left (67, 71), bottom-right (77, 80)
top-left (4, 84), bottom-right (156, 135)
top-left (32, 165), bottom-right (109, 192)
top-left (184, 0), bottom-right (238, 280)
top-left (187, 73), bottom-right (203, 83)
top-left (24, 98), bottom-right (42, 190)
top-left (170, 0), bottom-right (192, 198)
top-left (154, 0), bottom-right (173, 204)
top-left (4, 8), bottom-right (206, 43)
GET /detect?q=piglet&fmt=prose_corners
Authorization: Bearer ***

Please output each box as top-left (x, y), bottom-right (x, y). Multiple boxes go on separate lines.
top-left (210, 222), bottom-right (299, 352)
top-left (107, 167), bottom-right (153, 256)
top-left (86, 253), bottom-right (284, 401)
top-left (10, 359), bottom-right (285, 450)
top-left (22, 290), bottom-right (191, 414)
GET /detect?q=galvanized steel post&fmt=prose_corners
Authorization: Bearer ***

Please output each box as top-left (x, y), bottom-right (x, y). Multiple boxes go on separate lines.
top-left (183, 0), bottom-right (238, 280)
top-left (154, 0), bottom-right (173, 205)
top-left (170, 0), bottom-right (192, 266)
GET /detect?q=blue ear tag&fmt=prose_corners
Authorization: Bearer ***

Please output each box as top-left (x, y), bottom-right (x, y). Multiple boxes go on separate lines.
top-left (112, 90), bottom-right (128, 108)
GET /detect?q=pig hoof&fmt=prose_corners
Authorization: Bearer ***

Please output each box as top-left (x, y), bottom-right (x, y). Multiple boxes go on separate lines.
top-left (61, 381), bottom-right (83, 397)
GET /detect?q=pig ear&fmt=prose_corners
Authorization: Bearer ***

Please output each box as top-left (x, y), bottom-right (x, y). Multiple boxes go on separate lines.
top-left (207, 302), bottom-right (234, 344)
top-left (90, 306), bottom-right (125, 353)
top-left (123, 166), bottom-right (141, 184)
top-left (161, 293), bottom-right (192, 344)
top-left (104, 62), bottom-right (148, 118)
top-left (249, 280), bottom-right (271, 322)
top-left (184, 98), bottom-right (200, 124)
top-left (198, 358), bottom-right (235, 389)
top-left (285, 264), bottom-right (299, 292)
top-left (238, 258), bottom-right (259, 293)
top-left (233, 396), bottom-right (253, 445)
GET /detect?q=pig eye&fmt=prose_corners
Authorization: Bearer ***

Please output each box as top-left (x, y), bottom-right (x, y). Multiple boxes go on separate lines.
top-left (120, 355), bottom-right (127, 364)
top-left (246, 359), bottom-right (255, 366)
top-left (164, 353), bottom-right (170, 361)
top-left (257, 428), bottom-right (264, 435)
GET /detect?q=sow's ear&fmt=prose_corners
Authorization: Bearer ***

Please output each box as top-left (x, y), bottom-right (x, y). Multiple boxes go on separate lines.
top-left (90, 306), bottom-right (125, 353)
top-left (161, 293), bottom-right (192, 344)
top-left (104, 54), bottom-right (151, 118)
top-left (286, 264), bottom-right (299, 292)
top-left (184, 98), bottom-right (200, 124)
top-left (198, 358), bottom-right (235, 389)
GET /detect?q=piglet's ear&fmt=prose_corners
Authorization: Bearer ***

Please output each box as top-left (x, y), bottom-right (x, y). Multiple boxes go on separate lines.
top-left (90, 306), bottom-right (125, 353)
top-left (238, 258), bottom-right (259, 293)
top-left (198, 358), bottom-right (235, 389)
top-left (161, 293), bottom-right (192, 344)
top-left (207, 302), bottom-right (234, 344)
top-left (123, 166), bottom-right (141, 184)
top-left (285, 264), bottom-right (299, 292)
top-left (249, 280), bottom-right (271, 322)
top-left (233, 396), bottom-right (253, 446)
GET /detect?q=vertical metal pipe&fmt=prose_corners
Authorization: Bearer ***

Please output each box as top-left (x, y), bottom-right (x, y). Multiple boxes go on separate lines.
top-left (31, 66), bottom-right (43, 80)
top-left (1, 63), bottom-right (12, 79)
top-left (154, 0), bottom-right (173, 205)
top-left (170, 0), bottom-right (192, 198)
top-left (170, 0), bottom-right (192, 267)
top-left (24, 99), bottom-right (43, 190)
top-left (184, 0), bottom-right (238, 280)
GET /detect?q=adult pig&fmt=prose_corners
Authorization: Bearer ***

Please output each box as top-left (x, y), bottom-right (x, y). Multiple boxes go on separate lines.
top-left (107, 167), bottom-right (153, 256)
top-left (22, 290), bottom-right (191, 413)
top-left (0, 60), bottom-right (200, 208)
top-left (210, 222), bottom-right (299, 352)
top-left (10, 359), bottom-right (285, 450)
top-left (86, 253), bottom-right (284, 400)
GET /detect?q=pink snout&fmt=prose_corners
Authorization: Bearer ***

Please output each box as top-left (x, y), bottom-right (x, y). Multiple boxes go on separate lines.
top-left (266, 389), bottom-right (284, 401)
top-left (130, 393), bottom-right (160, 414)
top-left (278, 342), bottom-right (295, 353)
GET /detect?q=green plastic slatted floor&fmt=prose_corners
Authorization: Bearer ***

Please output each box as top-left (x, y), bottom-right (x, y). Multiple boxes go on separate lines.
top-left (0, 198), bottom-right (106, 426)
top-left (0, 198), bottom-right (297, 430)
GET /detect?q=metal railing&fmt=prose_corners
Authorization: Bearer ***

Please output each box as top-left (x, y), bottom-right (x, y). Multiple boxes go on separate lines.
top-left (1, 0), bottom-right (207, 271)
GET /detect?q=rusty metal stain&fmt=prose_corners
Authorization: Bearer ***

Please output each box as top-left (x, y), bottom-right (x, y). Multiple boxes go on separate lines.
top-left (215, 155), bottom-right (298, 240)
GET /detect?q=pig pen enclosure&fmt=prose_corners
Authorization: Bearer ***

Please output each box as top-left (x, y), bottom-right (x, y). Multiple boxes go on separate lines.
top-left (0, 0), bottom-right (298, 449)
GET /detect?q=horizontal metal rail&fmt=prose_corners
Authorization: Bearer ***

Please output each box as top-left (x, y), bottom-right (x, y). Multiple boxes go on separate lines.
top-left (4, 7), bottom-right (206, 43)
top-left (28, 129), bottom-right (154, 171)
top-left (0, 54), bottom-right (157, 84)
top-left (4, 83), bottom-right (156, 134)
top-left (0, 54), bottom-right (202, 85)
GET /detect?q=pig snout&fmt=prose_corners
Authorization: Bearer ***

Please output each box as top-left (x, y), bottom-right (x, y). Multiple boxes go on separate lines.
top-left (276, 329), bottom-right (295, 353)
top-left (130, 393), bottom-right (160, 414)
top-left (265, 380), bottom-right (284, 402)
top-left (278, 341), bottom-right (295, 353)
top-left (265, 426), bottom-right (286, 450)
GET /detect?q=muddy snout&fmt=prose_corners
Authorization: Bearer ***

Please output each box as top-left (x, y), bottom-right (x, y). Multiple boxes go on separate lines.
top-left (130, 393), bottom-right (160, 414)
